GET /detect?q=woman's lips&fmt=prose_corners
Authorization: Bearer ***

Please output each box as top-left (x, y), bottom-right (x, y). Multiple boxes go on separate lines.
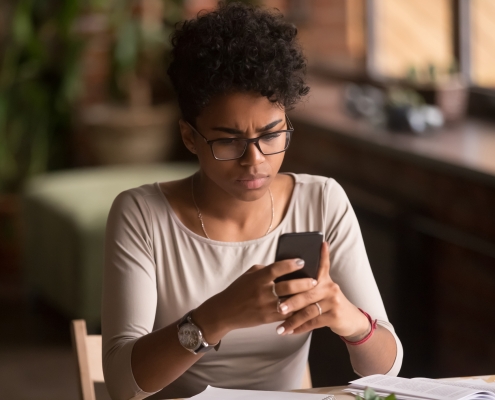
top-left (236, 177), bottom-right (268, 189)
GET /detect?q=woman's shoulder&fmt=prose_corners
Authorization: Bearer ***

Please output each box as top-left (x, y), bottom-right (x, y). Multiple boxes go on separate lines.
top-left (112, 183), bottom-right (161, 207)
top-left (289, 173), bottom-right (344, 196)
top-left (109, 182), bottom-right (172, 224)
top-left (288, 173), bottom-right (350, 219)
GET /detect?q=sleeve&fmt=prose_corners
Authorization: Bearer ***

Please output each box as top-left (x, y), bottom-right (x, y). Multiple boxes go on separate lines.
top-left (101, 190), bottom-right (161, 400)
top-left (322, 179), bottom-right (403, 377)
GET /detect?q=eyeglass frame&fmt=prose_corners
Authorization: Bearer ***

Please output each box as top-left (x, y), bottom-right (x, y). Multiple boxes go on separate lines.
top-left (186, 114), bottom-right (294, 161)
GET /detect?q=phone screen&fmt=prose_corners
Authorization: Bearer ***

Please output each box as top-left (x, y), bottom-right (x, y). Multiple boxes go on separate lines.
top-left (274, 231), bottom-right (323, 283)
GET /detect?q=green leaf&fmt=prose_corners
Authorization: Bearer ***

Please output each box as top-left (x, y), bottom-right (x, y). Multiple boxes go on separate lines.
top-left (115, 19), bottom-right (140, 72)
top-left (17, 60), bottom-right (42, 82)
top-left (28, 123), bottom-right (49, 176)
top-left (0, 94), bottom-right (15, 186)
top-left (13, 0), bottom-right (34, 46)
top-left (354, 387), bottom-right (397, 400)
top-left (0, 46), bottom-right (21, 89)
top-left (57, 0), bottom-right (80, 35)
top-left (58, 42), bottom-right (84, 105)
top-left (364, 388), bottom-right (376, 400)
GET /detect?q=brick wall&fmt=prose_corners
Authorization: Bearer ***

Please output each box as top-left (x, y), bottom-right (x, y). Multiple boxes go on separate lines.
top-left (281, 0), bottom-right (366, 74)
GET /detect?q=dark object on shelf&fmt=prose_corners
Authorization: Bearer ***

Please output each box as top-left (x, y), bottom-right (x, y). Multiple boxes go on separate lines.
top-left (386, 105), bottom-right (412, 132)
top-left (386, 104), bottom-right (443, 134)
top-left (385, 86), bottom-right (443, 134)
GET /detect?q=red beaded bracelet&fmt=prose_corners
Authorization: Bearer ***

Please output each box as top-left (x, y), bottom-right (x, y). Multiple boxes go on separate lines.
top-left (340, 308), bottom-right (377, 346)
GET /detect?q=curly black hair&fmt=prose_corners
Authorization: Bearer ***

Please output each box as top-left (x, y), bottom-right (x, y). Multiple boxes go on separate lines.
top-left (167, 1), bottom-right (310, 124)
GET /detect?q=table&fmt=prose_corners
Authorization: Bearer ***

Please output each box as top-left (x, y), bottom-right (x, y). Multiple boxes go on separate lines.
top-left (173, 385), bottom-right (353, 400)
top-left (293, 385), bottom-right (353, 399)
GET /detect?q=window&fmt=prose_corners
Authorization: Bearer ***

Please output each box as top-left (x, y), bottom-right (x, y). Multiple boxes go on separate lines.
top-left (470, 0), bottom-right (495, 88)
top-left (370, 0), bottom-right (454, 81)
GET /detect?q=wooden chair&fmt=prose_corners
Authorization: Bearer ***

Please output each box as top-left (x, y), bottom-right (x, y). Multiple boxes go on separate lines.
top-left (71, 319), bottom-right (104, 400)
top-left (302, 362), bottom-right (313, 389)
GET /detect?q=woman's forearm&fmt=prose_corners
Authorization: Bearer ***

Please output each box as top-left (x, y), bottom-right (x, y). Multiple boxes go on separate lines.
top-left (131, 321), bottom-right (204, 393)
top-left (131, 301), bottom-right (227, 394)
top-left (346, 325), bottom-right (397, 376)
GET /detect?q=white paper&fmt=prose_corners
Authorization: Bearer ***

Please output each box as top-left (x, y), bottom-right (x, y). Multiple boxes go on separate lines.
top-left (189, 386), bottom-right (335, 400)
top-left (348, 375), bottom-right (495, 400)
top-left (415, 377), bottom-right (495, 393)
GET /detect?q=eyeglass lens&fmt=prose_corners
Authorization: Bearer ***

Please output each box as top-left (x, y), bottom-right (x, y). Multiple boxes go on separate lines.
top-left (211, 131), bottom-right (291, 160)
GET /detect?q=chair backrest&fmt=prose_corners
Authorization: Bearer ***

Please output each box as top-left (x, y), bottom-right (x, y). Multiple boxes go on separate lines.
top-left (71, 320), bottom-right (104, 400)
top-left (302, 362), bottom-right (313, 389)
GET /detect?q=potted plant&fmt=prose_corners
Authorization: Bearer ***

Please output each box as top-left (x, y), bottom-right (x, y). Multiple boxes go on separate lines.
top-left (0, 0), bottom-right (83, 271)
top-left (405, 63), bottom-right (468, 123)
top-left (77, 0), bottom-right (184, 165)
top-left (0, 0), bottom-right (84, 192)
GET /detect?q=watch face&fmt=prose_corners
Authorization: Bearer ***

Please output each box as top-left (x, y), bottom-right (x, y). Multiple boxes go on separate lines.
top-left (178, 323), bottom-right (201, 351)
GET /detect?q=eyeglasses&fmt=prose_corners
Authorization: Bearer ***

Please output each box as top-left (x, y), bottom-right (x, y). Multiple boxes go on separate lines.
top-left (186, 115), bottom-right (294, 161)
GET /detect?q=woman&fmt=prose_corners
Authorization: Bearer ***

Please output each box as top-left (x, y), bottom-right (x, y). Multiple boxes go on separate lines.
top-left (102, 3), bottom-right (403, 399)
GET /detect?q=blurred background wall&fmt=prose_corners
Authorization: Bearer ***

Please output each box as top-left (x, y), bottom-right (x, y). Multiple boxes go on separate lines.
top-left (0, 1), bottom-right (494, 399)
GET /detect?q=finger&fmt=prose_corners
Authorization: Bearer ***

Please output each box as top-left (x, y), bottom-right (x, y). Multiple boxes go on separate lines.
top-left (265, 310), bottom-right (294, 324)
top-left (276, 283), bottom-right (321, 315)
top-left (291, 315), bottom-right (328, 335)
top-left (316, 242), bottom-right (332, 282)
top-left (262, 259), bottom-right (305, 282)
top-left (276, 303), bottom-right (323, 335)
top-left (274, 277), bottom-right (317, 297)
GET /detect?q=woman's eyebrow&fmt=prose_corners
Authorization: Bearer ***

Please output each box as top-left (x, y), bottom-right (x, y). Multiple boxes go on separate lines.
top-left (211, 119), bottom-right (283, 134)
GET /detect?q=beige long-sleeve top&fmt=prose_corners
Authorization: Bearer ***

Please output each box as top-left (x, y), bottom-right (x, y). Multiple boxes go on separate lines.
top-left (102, 173), bottom-right (403, 400)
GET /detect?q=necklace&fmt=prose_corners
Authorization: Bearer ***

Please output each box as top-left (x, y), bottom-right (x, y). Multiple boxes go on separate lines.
top-left (191, 175), bottom-right (274, 240)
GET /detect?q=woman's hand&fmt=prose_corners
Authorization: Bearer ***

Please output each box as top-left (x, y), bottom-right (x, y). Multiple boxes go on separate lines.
top-left (193, 259), bottom-right (317, 343)
top-left (274, 242), bottom-right (370, 340)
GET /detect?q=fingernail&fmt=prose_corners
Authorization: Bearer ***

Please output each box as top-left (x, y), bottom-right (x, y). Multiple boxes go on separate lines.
top-left (280, 304), bottom-right (289, 313)
top-left (287, 330), bottom-right (294, 335)
top-left (296, 259), bottom-right (305, 266)
top-left (312, 279), bottom-right (318, 286)
top-left (276, 326), bottom-right (285, 335)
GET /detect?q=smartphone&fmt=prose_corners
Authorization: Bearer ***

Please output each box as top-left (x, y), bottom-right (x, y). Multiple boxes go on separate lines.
top-left (274, 231), bottom-right (323, 283)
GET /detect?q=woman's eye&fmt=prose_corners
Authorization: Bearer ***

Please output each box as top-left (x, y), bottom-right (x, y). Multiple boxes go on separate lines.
top-left (262, 132), bottom-right (282, 141)
top-left (216, 138), bottom-right (236, 145)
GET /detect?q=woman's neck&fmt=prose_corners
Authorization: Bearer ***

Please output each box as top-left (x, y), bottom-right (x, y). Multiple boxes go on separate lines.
top-left (192, 172), bottom-right (275, 241)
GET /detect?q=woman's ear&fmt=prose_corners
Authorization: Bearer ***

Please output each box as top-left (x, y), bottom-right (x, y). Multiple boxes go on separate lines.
top-left (179, 119), bottom-right (197, 154)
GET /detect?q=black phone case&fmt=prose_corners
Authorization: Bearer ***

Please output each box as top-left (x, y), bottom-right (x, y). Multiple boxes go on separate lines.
top-left (274, 231), bottom-right (323, 282)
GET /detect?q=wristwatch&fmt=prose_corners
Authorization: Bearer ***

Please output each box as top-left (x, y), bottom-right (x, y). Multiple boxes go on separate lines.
top-left (177, 311), bottom-right (221, 355)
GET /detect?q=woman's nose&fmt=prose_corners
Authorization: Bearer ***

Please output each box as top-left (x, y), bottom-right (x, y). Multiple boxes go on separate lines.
top-left (239, 141), bottom-right (265, 165)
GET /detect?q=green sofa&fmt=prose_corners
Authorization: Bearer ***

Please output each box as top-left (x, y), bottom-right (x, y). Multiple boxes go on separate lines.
top-left (22, 163), bottom-right (198, 329)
